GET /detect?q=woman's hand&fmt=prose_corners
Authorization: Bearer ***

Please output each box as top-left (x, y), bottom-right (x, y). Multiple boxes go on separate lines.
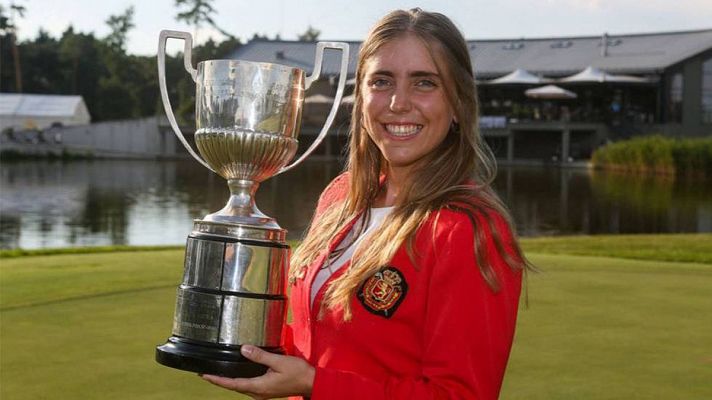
top-left (201, 345), bottom-right (315, 400)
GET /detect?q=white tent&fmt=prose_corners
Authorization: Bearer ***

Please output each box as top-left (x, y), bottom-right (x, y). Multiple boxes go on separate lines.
top-left (558, 66), bottom-right (650, 83)
top-left (0, 93), bottom-right (91, 131)
top-left (525, 85), bottom-right (577, 99)
top-left (483, 69), bottom-right (551, 85)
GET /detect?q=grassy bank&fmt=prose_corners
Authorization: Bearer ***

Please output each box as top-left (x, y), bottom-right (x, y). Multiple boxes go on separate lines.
top-left (5, 234), bottom-right (709, 263)
top-left (1, 235), bottom-right (711, 399)
top-left (0, 244), bottom-right (183, 259)
top-left (522, 233), bottom-right (712, 264)
top-left (591, 135), bottom-right (712, 176)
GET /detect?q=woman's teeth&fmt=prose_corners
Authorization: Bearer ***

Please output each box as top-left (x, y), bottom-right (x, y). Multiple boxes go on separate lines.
top-left (385, 124), bottom-right (422, 137)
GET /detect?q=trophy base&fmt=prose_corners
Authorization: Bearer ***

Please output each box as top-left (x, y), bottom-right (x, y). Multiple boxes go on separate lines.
top-left (156, 337), bottom-right (284, 378)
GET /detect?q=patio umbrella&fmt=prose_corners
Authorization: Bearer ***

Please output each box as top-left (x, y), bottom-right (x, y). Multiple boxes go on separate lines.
top-left (525, 85), bottom-right (577, 99)
top-left (558, 66), bottom-right (649, 83)
top-left (304, 94), bottom-right (334, 104)
top-left (484, 69), bottom-right (551, 85)
top-left (341, 94), bottom-right (355, 104)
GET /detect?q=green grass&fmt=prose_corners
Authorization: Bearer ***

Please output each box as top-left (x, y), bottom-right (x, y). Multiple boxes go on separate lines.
top-left (1, 236), bottom-right (711, 399)
top-left (522, 233), bottom-right (712, 264)
top-left (502, 254), bottom-right (712, 399)
top-left (0, 244), bottom-right (183, 259)
top-left (0, 249), bottom-right (184, 309)
top-left (0, 250), bottom-right (244, 400)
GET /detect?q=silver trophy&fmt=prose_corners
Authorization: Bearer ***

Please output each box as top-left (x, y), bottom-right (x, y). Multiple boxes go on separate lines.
top-left (154, 30), bottom-right (348, 377)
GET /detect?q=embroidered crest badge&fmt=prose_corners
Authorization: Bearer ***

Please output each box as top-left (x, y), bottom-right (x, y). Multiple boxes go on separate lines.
top-left (357, 266), bottom-right (408, 318)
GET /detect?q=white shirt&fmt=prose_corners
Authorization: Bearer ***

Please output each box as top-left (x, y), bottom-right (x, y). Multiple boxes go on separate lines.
top-left (310, 206), bottom-right (394, 308)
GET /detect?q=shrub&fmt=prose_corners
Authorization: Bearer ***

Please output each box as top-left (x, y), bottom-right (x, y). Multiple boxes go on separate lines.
top-left (592, 135), bottom-right (712, 177)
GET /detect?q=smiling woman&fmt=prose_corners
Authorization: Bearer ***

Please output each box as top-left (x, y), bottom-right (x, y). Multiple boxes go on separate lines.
top-left (201, 8), bottom-right (533, 400)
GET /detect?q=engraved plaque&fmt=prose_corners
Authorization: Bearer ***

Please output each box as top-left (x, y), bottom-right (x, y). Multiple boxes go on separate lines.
top-left (172, 288), bottom-right (223, 343)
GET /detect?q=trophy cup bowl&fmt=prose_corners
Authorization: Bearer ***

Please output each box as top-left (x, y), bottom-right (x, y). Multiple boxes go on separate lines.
top-left (154, 30), bottom-right (349, 377)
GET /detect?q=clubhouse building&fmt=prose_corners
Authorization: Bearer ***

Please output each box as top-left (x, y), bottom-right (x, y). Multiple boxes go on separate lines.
top-left (231, 28), bottom-right (712, 164)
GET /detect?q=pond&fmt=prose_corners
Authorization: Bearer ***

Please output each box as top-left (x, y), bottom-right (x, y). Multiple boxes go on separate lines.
top-left (1, 159), bottom-right (710, 249)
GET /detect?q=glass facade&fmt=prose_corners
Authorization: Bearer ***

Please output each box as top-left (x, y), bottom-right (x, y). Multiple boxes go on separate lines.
top-left (702, 58), bottom-right (712, 124)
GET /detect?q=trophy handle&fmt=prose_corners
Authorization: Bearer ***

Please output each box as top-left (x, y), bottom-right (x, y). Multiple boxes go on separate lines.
top-left (157, 30), bottom-right (214, 172)
top-left (277, 42), bottom-right (350, 175)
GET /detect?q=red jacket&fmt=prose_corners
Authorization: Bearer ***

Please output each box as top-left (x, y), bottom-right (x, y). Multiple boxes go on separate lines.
top-left (287, 174), bottom-right (522, 400)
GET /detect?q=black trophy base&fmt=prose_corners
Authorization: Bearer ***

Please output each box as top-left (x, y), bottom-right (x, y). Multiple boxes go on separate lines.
top-left (156, 336), bottom-right (284, 378)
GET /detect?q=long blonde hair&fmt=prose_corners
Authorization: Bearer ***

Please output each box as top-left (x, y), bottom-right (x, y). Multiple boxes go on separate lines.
top-left (290, 8), bottom-right (529, 320)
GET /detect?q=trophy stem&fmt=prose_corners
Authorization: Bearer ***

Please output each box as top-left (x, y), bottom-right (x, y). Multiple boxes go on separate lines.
top-left (202, 179), bottom-right (279, 228)
top-left (227, 179), bottom-right (261, 215)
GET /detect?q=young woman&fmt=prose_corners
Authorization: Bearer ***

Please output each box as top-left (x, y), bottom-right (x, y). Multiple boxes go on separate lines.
top-left (202, 8), bottom-right (530, 399)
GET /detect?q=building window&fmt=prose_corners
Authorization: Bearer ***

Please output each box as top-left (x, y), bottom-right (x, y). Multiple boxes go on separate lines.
top-left (702, 58), bottom-right (712, 124)
top-left (669, 73), bottom-right (683, 123)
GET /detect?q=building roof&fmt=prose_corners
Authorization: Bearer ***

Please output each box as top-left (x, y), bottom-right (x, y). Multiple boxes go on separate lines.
top-left (229, 29), bottom-right (712, 79)
top-left (470, 29), bottom-right (712, 77)
top-left (0, 93), bottom-right (87, 118)
top-left (229, 40), bottom-right (362, 77)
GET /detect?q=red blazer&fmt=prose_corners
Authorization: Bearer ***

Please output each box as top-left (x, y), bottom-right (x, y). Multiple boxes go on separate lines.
top-left (286, 173), bottom-right (522, 400)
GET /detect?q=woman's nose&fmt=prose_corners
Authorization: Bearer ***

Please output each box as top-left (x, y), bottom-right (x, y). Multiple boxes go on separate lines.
top-left (389, 86), bottom-right (412, 113)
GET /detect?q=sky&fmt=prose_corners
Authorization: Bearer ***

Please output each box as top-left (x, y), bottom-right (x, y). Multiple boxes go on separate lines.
top-left (9, 0), bottom-right (712, 56)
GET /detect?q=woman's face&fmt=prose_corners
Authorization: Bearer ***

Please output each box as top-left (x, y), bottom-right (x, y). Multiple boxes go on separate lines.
top-left (360, 33), bottom-right (455, 175)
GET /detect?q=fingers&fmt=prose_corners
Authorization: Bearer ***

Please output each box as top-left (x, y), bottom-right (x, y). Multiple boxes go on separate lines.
top-left (201, 374), bottom-right (265, 395)
top-left (201, 374), bottom-right (248, 390)
top-left (198, 346), bottom-right (278, 394)
top-left (240, 345), bottom-right (282, 370)
top-left (199, 350), bottom-right (314, 398)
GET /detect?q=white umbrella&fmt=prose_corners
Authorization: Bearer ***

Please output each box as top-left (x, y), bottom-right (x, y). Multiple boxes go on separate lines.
top-left (558, 66), bottom-right (649, 83)
top-left (304, 94), bottom-right (334, 104)
top-left (525, 85), bottom-right (577, 99)
top-left (484, 69), bottom-right (551, 85)
top-left (341, 94), bottom-right (355, 104)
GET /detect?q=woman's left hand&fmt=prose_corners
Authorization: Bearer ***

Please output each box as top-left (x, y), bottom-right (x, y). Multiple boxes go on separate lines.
top-left (201, 345), bottom-right (314, 400)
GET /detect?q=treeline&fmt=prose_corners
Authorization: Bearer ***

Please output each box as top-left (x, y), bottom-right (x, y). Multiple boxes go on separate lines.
top-left (0, 7), bottom-right (241, 122)
top-left (592, 135), bottom-right (712, 177)
top-left (1, 1), bottom-right (320, 123)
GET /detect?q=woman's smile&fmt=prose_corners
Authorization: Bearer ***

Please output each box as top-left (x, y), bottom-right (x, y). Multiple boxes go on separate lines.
top-left (383, 123), bottom-right (423, 138)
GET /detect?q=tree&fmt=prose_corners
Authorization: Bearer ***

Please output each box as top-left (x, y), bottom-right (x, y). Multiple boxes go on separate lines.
top-left (96, 76), bottom-right (137, 120)
top-left (58, 27), bottom-right (105, 115)
top-left (0, 2), bottom-right (26, 92)
top-left (174, 0), bottom-right (234, 42)
top-left (297, 25), bottom-right (320, 42)
top-left (0, 5), bottom-right (12, 90)
top-left (19, 29), bottom-right (62, 94)
top-left (0, 10), bottom-right (243, 121)
top-left (104, 6), bottom-right (135, 53)
top-left (251, 33), bottom-right (269, 41)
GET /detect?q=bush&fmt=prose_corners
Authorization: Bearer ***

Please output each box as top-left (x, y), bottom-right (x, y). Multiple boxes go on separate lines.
top-left (592, 135), bottom-right (712, 177)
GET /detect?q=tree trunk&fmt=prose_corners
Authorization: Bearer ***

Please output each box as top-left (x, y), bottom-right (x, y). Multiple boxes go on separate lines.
top-left (11, 34), bottom-right (22, 92)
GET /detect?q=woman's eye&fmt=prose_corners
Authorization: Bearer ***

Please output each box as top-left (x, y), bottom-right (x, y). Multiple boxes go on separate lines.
top-left (415, 79), bottom-right (437, 89)
top-left (369, 78), bottom-right (391, 89)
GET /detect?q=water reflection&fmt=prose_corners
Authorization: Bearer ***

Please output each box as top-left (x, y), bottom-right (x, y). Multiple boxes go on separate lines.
top-left (497, 167), bottom-right (712, 236)
top-left (0, 160), bottom-right (341, 249)
top-left (1, 160), bottom-right (710, 249)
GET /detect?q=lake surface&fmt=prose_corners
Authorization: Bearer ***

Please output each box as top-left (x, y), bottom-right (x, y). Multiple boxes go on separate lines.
top-left (1, 159), bottom-right (710, 249)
